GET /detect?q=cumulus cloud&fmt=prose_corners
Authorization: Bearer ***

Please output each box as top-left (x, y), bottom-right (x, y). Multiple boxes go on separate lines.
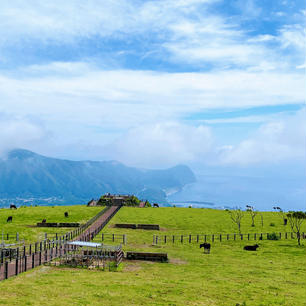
top-left (101, 122), bottom-right (213, 168)
top-left (218, 109), bottom-right (306, 165)
top-left (0, 113), bottom-right (49, 156)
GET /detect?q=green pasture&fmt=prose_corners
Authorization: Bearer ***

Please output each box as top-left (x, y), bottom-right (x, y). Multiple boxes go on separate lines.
top-left (0, 205), bottom-right (102, 243)
top-left (95, 207), bottom-right (304, 247)
top-left (0, 206), bottom-right (305, 306)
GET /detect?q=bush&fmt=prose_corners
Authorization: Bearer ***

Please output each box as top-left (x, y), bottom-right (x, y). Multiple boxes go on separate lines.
top-left (270, 222), bottom-right (275, 227)
top-left (267, 232), bottom-right (279, 240)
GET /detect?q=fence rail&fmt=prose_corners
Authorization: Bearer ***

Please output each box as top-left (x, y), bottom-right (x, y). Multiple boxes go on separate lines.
top-left (101, 233), bottom-right (127, 244)
top-left (153, 231), bottom-right (305, 245)
top-left (0, 205), bottom-right (122, 281)
top-left (1, 233), bottom-right (21, 242)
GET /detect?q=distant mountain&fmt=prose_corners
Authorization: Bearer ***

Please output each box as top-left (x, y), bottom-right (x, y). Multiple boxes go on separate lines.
top-left (0, 149), bottom-right (196, 206)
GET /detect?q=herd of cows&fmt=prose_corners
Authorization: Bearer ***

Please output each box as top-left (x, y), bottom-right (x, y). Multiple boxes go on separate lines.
top-left (5, 205), bottom-right (69, 223)
top-left (5, 204), bottom-right (264, 255)
top-left (200, 242), bottom-right (260, 253)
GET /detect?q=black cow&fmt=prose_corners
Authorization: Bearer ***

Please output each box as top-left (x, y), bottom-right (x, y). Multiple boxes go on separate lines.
top-left (10, 204), bottom-right (17, 209)
top-left (7, 216), bottom-right (13, 223)
top-left (42, 219), bottom-right (46, 223)
top-left (200, 242), bottom-right (211, 254)
top-left (244, 244), bottom-right (259, 251)
top-left (64, 212), bottom-right (69, 218)
top-left (153, 203), bottom-right (159, 208)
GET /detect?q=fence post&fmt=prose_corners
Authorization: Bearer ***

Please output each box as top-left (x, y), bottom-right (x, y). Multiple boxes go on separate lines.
top-left (227, 234), bottom-right (229, 240)
top-left (15, 258), bottom-right (18, 275)
top-left (254, 233), bottom-right (256, 240)
top-left (4, 261), bottom-right (8, 279)
top-left (181, 235), bottom-right (183, 243)
top-left (16, 232), bottom-right (19, 241)
top-left (285, 232), bottom-right (288, 239)
top-left (212, 234), bottom-right (214, 242)
top-left (247, 234), bottom-right (250, 240)
top-left (204, 235), bottom-right (207, 242)
top-left (173, 235), bottom-right (175, 243)
top-left (220, 234), bottom-right (222, 242)
top-left (164, 235), bottom-right (167, 244)
top-left (112, 234), bottom-right (115, 242)
top-left (197, 235), bottom-right (199, 243)
top-left (234, 234), bottom-right (236, 240)
top-left (189, 235), bottom-right (191, 243)
top-left (24, 256), bottom-right (27, 272)
top-left (279, 232), bottom-right (281, 239)
top-left (32, 253), bottom-right (35, 268)
top-left (102, 233), bottom-right (104, 242)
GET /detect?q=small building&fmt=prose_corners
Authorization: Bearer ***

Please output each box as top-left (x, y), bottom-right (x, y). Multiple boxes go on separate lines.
top-left (103, 194), bottom-right (131, 206)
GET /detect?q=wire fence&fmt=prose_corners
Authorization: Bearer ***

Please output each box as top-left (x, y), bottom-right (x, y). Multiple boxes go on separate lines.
top-left (152, 231), bottom-right (306, 245)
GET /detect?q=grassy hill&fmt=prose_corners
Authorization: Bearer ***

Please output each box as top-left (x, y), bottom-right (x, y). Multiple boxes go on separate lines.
top-left (0, 205), bottom-right (102, 243)
top-left (0, 206), bottom-right (305, 306)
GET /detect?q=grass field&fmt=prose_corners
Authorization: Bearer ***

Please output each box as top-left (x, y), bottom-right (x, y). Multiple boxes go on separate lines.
top-left (0, 206), bottom-right (305, 306)
top-left (0, 205), bottom-right (102, 243)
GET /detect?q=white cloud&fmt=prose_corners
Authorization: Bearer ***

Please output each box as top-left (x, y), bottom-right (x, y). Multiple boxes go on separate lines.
top-left (218, 109), bottom-right (306, 165)
top-left (0, 113), bottom-right (48, 156)
top-left (102, 122), bottom-right (213, 168)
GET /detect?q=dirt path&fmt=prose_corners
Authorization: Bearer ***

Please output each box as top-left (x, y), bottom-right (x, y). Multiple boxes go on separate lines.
top-left (0, 205), bottom-right (121, 281)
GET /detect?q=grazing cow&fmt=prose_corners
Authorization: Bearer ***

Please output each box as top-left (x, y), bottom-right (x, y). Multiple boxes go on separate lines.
top-left (7, 216), bottom-right (13, 223)
top-left (42, 219), bottom-right (46, 223)
top-left (243, 244), bottom-right (259, 251)
top-left (10, 204), bottom-right (17, 209)
top-left (64, 212), bottom-right (69, 218)
top-left (200, 242), bottom-right (211, 254)
top-left (153, 203), bottom-right (159, 208)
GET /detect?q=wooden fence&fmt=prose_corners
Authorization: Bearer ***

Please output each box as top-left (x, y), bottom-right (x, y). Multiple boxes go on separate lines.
top-left (101, 233), bottom-right (127, 244)
top-left (1, 232), bottom-right (21, 242)
top-left (153, 232), bottom-right (305, 245)
top-left (0, 205), bottom-right (122, 281)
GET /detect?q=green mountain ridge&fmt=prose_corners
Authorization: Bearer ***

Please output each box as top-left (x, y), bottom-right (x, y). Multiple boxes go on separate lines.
top-left (0, 149), bottom-right (196, 206)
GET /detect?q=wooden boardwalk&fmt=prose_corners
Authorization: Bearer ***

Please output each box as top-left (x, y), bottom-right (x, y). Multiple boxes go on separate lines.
top-left (0, 205), bottom-right (121, 281)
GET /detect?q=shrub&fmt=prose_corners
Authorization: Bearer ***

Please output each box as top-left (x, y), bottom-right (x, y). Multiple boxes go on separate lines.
top-left (267, 232), bottom-right (279, 240)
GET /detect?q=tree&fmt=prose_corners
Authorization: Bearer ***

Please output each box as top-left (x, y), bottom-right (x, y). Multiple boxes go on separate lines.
top-left (246, 205), bottom-right (257, 227)
top-left (125, 195), bottom-right (140, 206)
top-left (287, 211), bottom-right (306, 246)
top-left (145, 200), bottom-right (151, 207)
top-left (273, 206), bottom-right (287, 225)
top-left (228, 209), bottom-right (244, 234)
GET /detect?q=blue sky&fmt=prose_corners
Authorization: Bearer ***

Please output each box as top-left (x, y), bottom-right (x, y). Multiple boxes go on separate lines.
top-left (0, 0), bottom-right (305, 173)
